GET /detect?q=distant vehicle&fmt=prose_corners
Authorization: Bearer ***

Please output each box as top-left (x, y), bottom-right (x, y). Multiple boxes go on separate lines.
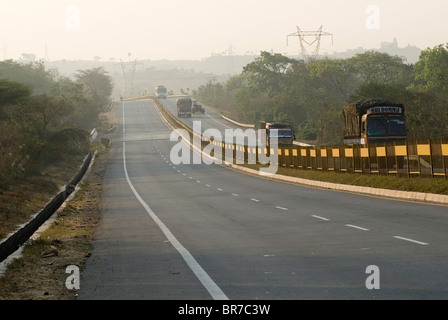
top-left (343, 98), bottom-right (407, 145)
top-left (260, 121), bottom-right (295, 146)
top-left (155, 85), bottom-right (167, 99)
top-left (192, 100), bottom-right (205, 114)
top-left (176, 97), bottom-right (192, 118)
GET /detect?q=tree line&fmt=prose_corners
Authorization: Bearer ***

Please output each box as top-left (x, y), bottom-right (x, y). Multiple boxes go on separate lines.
top-left (0, 60), bottom-right (113, 188)
top-left (192, 44), bottom-right (448, 145)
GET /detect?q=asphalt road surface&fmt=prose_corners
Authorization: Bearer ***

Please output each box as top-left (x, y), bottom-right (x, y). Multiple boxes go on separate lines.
top-left (79, 98), bottom-right (448, 300)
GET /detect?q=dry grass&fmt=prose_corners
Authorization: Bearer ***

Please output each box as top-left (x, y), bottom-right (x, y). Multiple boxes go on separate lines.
top-left (0, 147), bottom-right (108, 300)
top-left (0, 107), bottom-right (114, 300)
top-left (0, 153), bottom-right (87, 239)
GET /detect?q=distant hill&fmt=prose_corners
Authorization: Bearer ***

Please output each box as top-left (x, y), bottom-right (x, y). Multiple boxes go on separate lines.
top-left (322, 38), bottom-right (421, 64)
top-left (378, 38), bottom-right (421, 64)
top-left (44, 56), bottom-right (254, 98)
top-left (42, 39), bottom-right (422, 98)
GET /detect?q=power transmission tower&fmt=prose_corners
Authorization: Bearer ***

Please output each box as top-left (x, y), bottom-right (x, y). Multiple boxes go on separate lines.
top-left (115, 54), bottom-right (143, 97)
top-left (287, 26), bottom-right (333, 60)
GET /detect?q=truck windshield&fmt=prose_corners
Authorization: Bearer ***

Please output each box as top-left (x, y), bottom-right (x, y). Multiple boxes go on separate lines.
top-left (367, 118), bottom-right (386, 136)
top-left (387, 117), bottom-right (406, 136)
top-left (270, 129), bottom-right (292, 138)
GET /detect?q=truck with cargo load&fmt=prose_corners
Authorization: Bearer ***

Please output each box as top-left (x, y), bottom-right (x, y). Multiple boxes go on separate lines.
top-left (343, 98), bottom-right (407, 145)
top-left (177, 97), bottom-right (192, 118)
top-left (260, 121), bottom-right (295, 147)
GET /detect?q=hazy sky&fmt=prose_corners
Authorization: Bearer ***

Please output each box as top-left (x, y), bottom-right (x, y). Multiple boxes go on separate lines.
top-left (1, 0), bottom-right (447, 61)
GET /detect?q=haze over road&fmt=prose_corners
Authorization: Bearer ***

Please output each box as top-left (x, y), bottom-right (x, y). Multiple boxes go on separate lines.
top-left (79, 98), bottom-right (448, 300)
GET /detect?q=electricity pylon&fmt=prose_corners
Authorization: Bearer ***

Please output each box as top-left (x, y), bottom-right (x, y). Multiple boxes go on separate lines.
top-left (287, 26), bottom-right (333, 60)
top-left (115, 54), bottom-right (143, 97)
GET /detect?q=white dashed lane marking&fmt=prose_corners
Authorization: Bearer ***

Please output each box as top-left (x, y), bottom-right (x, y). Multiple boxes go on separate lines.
top-left (393, 236), bottom-right (429, 246)
top-left (155, 144), bottom-right (430, 250)
top-left (345, 224), bottom-right (370, 231)
top-left (311, 215), bottom-right (330, 221)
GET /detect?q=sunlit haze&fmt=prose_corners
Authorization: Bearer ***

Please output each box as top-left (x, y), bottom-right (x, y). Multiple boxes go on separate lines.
top-left (1, 0), bottom-right (448, 61)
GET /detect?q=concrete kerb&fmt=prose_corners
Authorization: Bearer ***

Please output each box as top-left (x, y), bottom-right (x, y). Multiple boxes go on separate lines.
top-left (224, 163), bottom-right (448, 205)
top-left (0, 150), bottom-right (96, 265)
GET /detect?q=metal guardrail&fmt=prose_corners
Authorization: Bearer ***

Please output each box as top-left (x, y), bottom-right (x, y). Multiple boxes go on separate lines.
top-left (274, 140), bottom-right (448, 178)
top-left (125, 96), bottom-right (448, 179)
top-left (220, 114), bottom-right (255, 128)
top-left (199, 131), bottom-right (448, 179)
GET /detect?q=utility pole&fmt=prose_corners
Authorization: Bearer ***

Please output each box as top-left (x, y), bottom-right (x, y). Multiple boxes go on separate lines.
top-left (287, 26), bottom-right (333, 61)
top-left (211, 76), bottom-right (217, 99)
top-left (44, 43), bottom-right (49, 61)
top-left (228, 44), bottom-right (235, 74)
top-left (2, 46), bottom-right (7, 60)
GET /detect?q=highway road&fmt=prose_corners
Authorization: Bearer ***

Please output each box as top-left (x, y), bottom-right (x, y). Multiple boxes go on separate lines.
top-left (162, 96), bottom-right (240, 134)
top-left (79, 98), bottom-right (448, 300)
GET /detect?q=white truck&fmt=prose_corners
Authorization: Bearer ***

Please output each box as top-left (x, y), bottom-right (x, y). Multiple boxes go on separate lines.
top-left (155, 85), bottom-right (167, 99)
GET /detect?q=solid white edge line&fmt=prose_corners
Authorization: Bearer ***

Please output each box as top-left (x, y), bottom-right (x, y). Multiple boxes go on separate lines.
top-left (393, 236), bottom-right (429, 246)
top-left (122, 101), bottom-right (125, 134)
top-left (122, 101), bottom-right (228, 301)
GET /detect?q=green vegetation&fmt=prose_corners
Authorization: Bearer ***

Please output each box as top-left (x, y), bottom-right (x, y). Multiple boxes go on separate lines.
top-left (193, 44), bottom-right (448, 145)
top-left (0, 61), bottom-right (112, 189)
top-left (0, 60), bottom-right (112, 238)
